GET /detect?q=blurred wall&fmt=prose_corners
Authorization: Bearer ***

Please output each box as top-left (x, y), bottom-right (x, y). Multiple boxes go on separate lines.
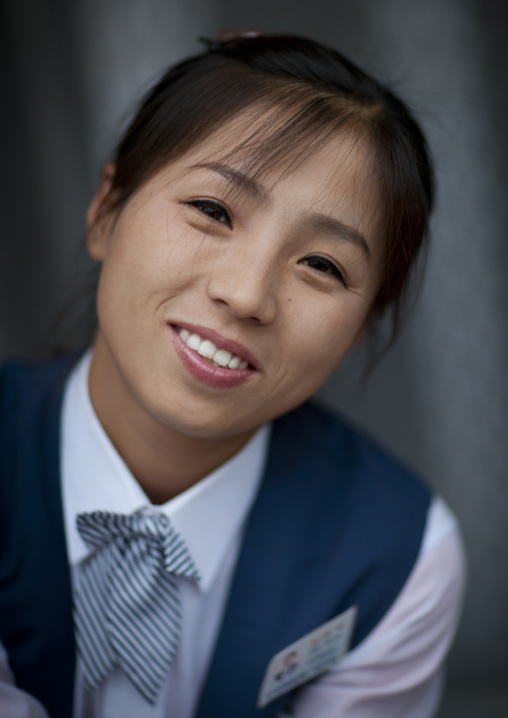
top-left (1, 0), bottom-right (507, 714)
top-left (0, 0), bottom-right (219, 356)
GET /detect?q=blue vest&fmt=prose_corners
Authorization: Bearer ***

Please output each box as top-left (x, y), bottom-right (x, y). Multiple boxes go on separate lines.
top-left (0, 355), bottom-right (431, 718)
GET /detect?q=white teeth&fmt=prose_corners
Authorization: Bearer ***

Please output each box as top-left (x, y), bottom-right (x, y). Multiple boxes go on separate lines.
top-left (187, 333), bottom-right (201, 351)
top-left (197, 339), bottom-right (217, 359)
top-left (178, 327), bottom-right (250, 370)
top-left (214, 349), bottom-right (232, 367)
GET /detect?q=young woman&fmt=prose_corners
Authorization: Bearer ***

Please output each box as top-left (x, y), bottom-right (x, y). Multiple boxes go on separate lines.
top-left (0, 34), bottom-right (465, 718)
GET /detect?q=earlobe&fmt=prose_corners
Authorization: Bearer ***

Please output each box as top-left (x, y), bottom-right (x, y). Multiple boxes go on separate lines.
top-left (86, 163), bottom-right (116, 261)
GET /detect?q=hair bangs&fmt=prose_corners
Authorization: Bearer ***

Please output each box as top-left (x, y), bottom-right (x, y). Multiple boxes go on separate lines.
top-left (193, 93), bottom-right (376, 203)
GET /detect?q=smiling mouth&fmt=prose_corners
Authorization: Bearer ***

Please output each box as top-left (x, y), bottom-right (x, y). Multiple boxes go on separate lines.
top-left (175, 327), bottom-right (251, 370)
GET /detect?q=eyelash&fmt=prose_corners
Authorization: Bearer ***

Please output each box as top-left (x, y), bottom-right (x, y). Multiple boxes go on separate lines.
top-left (299, 255), bottom-right (347, 288)
top-left (182, 199), bottom-right (232, 228)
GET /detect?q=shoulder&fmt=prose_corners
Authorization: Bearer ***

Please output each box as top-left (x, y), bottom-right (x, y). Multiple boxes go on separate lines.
top-left (286, 498), bottom-right (466, 716)
top-left (0, 353), bottom-right (80, 412)
top-left (273, 399), bottom-right (431, 509)
top-left (0, 352), bottom-right (81, 505)
top-left (410, 495), bottom-right (466, 632)
top-left (0, 353), bottom-right (81, 575)
top-left (265, 401), bottom-right (434, 647)
top-left (339, 494), bottom-right (466, 677)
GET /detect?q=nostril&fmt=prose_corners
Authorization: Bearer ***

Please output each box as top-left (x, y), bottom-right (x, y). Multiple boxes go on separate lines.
top-left (206, 275), bottom-right (276, 324)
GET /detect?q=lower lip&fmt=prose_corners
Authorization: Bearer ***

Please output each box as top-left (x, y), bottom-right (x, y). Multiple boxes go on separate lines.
top-left (170, 326), bottom-right (256, 388)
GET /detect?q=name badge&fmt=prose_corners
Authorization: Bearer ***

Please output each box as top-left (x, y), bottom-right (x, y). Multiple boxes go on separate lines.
top-left (257, 606), bottom-right (356, 709)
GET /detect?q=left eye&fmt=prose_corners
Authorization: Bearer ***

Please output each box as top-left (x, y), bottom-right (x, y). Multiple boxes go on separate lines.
top-left (182, 199), bottom-right (232, 227)
top-left (299, 255), bottom-right (347, 287)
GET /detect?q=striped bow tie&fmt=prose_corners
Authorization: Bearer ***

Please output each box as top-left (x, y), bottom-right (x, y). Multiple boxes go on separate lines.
top-left (74, 508), bottom-right (201, 704)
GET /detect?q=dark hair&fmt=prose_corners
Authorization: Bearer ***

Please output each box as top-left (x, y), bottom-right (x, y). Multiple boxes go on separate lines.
top-left (99, 34), bottom-right (434, 342)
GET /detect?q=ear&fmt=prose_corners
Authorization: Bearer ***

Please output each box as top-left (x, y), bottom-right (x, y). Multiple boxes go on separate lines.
top-left (86, 163), bottom-right (116, 261)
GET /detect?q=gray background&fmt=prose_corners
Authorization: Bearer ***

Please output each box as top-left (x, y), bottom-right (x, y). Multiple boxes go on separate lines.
top-left (1, 1), bottom-right (507, 715)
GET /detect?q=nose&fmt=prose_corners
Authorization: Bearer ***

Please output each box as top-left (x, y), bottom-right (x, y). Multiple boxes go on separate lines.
top-left (205, 240), bottom-right (277, 324)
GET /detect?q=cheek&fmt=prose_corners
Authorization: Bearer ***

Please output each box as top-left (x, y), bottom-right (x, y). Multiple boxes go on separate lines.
top-left (94, 246), bottom-right (158, 348)
top-left (284, 299), bottom-right (365, 382)
top-left (99, 224), bottom-right (190, 301)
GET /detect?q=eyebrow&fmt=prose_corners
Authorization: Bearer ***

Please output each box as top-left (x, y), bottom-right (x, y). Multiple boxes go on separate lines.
top-left (190, 161), bottom-right (371, 258)
top-left (190, 162), bottom-right (270, 204)
top-left (306, 214), bottom-right (371, 259)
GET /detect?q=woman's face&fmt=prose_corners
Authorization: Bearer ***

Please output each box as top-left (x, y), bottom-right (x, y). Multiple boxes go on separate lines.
top-left (87, 120), bottom-right (384, 440)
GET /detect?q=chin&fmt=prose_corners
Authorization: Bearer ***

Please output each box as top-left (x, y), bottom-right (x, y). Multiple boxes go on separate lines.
top-left (142, 393), bottom-right (257, 440)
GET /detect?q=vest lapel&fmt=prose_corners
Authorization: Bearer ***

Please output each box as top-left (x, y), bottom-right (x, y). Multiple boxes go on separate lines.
top-left (195, 405), bottom-right (330, 718)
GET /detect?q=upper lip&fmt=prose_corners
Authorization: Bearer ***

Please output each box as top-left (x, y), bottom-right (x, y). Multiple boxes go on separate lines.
top-left (170, 321), bottom-right (260, 370)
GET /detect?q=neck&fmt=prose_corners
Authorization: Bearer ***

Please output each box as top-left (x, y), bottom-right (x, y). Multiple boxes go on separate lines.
top-left (87, 341), bottom-right (257, 505)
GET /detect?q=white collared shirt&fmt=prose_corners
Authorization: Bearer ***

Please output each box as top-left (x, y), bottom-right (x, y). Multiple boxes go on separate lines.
top-left (62, 352), bottom-right (270, 718)
top-left (0, 352), bottom-right (465, 718)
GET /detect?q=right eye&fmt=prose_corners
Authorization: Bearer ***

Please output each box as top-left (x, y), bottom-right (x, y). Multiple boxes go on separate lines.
top-left (299, 254), bottom-right (347, 288)
top-left (181, 199), bottom-right (232, 228)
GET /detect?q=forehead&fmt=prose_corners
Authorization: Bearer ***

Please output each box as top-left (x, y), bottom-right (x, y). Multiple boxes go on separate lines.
top-left (171, 109), bottom-right (383, 247)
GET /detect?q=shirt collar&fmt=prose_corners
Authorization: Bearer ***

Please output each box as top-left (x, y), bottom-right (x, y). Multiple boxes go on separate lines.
top-left (61, 350), bottom-right (270, 592)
